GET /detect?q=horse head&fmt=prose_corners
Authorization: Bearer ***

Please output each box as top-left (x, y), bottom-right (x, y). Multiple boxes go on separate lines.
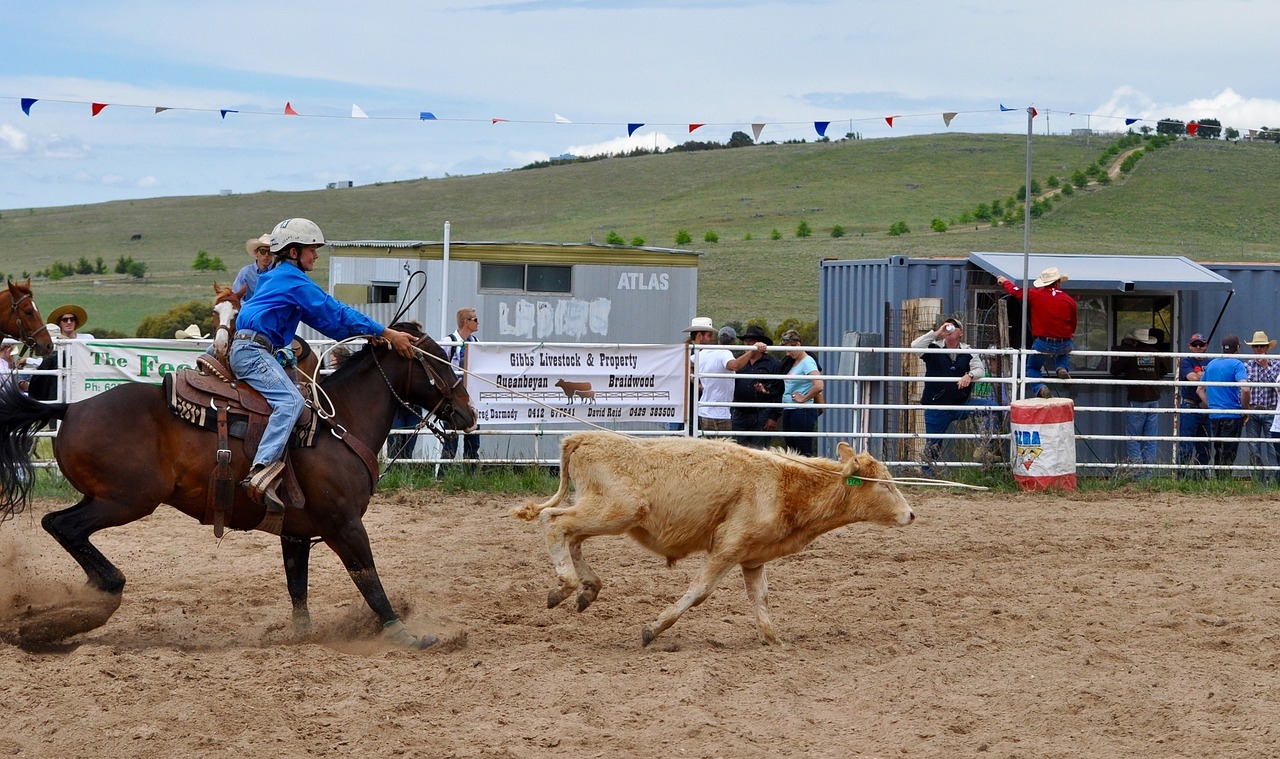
top-left (210, 281), bottom-right (248, 362)
top-left (386, 321), bottom-right (476, 436)
top-left (2, 279), bottom-right (54, 357)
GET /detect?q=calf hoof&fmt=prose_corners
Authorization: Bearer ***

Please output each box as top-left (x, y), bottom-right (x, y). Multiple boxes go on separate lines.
top-left (642, 624), bottom-right (658, 647)
top-left (575, 587), bottom-right (599, 613)
top-left (547, 588), bottom-right (567, 609)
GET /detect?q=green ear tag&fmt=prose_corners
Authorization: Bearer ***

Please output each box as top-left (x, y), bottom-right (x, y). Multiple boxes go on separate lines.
top-left (846, 476), bottom-right (862, 486)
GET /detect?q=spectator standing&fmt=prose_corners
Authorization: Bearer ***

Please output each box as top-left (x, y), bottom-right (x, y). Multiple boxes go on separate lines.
top-left (441, 307), bottom-right (480, 465)
top-left (997, 267), bottom-right (1077, 399)
top-left (778, 329), bottom-right (823, 457)
top-left (1198, 335), bottom-right (1250, 479)
top-left (683, 317), bottom-right (735, 434)
top-left (910, 318), bottom-right (996, 469)
top-left (718, 325), bottom-right (738, 346)
top-left (1243, 330), bottom-right (1279, 484)
top-left (731, 325), bottom-right (784, 448)
top-left (1177, 332), bottom-right (1212, 475)
top-left (1110, 327), bottom-right (1171, 476)
top-left (233, 234), bottom-right (273, 301)
top-left (51, 304), bottom-right (94, 340)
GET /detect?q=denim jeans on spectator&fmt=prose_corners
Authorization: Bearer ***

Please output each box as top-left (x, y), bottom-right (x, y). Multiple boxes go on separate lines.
top-left (1177, 401), bottom-right (1211, 475)
top-left (1244, 412), bottom-right (1276, 484)
top-left (781, 406), bottom-right (820, 457)
top-left (1125, 400), bottom-right (1159, 473)
top-left (1210, 417), bottom-right (1244, 479)
top-left (922, 398), bottom-right (998, 464)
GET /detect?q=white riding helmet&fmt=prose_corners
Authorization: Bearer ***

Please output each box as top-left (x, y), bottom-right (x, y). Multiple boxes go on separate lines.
top-left (269, 217), bottom-right (326, 253)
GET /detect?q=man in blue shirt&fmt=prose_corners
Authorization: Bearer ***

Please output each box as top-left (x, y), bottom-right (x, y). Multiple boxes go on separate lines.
top-left (232, 233), bottom-right (272, 301)
top-left (231, 218), bottom-right (417, 515)
top-left (1197, 334), bottom-right (1251, 480)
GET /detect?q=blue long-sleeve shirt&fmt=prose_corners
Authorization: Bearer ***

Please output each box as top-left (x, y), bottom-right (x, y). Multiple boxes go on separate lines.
top-left (236, 262), bottom-right (385, 348)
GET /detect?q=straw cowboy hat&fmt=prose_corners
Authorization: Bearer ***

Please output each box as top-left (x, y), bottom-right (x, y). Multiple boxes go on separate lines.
top-left (244, 233), bottom-right (272, 256)
top-left (1127, 328), bottom-right (1157, 345)
top-left (681, 316), bottom-right (716, 333)
top-left (51, 304), bottom-right (88, 327)
top-left (174, 324), bottom-right (209, 340)
top-left (1033, 266), bottom-right (1068, 288)
top-left (1246, 330), bottom-right (1277, 350)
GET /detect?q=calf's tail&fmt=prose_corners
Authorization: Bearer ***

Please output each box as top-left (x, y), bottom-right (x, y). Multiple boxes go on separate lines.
top-left (511, 435), bottom-right (583, 520)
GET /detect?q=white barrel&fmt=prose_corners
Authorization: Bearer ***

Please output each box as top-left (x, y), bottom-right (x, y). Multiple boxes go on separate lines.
top-left (1010, 397), bottom-right (1077, 491)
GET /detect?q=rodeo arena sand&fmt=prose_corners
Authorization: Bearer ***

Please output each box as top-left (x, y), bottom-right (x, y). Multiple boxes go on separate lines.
top-left (3, 486), bottom-right (1280, 758)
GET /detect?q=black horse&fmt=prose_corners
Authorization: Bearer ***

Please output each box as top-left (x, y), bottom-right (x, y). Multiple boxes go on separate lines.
top-left (0, 323), bottom-right (475, 648)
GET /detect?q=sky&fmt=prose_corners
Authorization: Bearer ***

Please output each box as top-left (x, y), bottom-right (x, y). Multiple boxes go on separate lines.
top-left (3, 0), bottom-right (1280, 211)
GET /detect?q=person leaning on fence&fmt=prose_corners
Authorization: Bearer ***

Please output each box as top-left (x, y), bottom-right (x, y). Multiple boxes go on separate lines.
top-left (1177, 332), bottom-right (1212, 476)
top-left (1110, 327), bottom-right (1171, 476)
top-left (910, 317), bottom-right (997, 470)
top-left (441, 307), bottom-right (481, 465)
top-left (996, 267), bottom-right (1077, 399)
top-left (683, 317), bottom-right (735, 434)
top-left (730, 325), bottom-right (784, 448)
top-left (1197, 334), bottom-right (1250, 480)
top-left (1243, 330), bottom-right (1279, 485)
top-left (778, 329), bottom-right (823, 457)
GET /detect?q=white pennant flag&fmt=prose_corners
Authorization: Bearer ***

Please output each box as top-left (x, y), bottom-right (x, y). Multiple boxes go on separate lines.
top-left (554, 113), bottom-right (571, 124)
top-left (351, 104), bottom-right (368, 118)
top-left (751, 123), bottom-right (765, 141)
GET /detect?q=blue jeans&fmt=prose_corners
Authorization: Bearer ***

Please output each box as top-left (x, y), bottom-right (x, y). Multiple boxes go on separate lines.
top-left (922, 397), bottom-right (998, 463)
top-left (441, 431), bottom-right (479, 461)
top-left (1177, 400), bottom-right (1211, 474)
top-left (1027, 336), bottom-right (1073, 396)
top-left (230, 339), bottom-right (304, 468)
top-left (781, 406), bottom-right (820, 457)
top-left (1125, 400), bottom-right (1159, 471)
top-left (1244, 412), bottom-right (1276, 484)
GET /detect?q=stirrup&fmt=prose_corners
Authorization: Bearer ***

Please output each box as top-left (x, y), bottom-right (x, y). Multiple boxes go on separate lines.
top-left (241, 460), bottom-right (286, 505)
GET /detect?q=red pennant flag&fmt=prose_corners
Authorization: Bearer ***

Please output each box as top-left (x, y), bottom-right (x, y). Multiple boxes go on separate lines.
top-left (284, 102), bottom-right (298, 116)
top-left (885, 116), bottom-right (895, 127)
top-left (1187, 122), bottom-right (1199, 136)
top-left (91, 103), bottom-right (108, 117)
top-left (1031, 107), bottom-right (1038, 118)
top-left (492, 117), bottom-right (508, 124)
top-left (689, 123), bottom-right (704, 133)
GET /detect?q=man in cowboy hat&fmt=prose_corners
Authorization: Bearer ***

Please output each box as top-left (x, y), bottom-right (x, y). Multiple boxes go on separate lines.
top-left (996, 267), bottom-right (1077, 399)
top-left (730, 324), bottom-right (784, 448)
top-left (174, 324), bottom-right (209, 340)
top-left (683, 317), bottom-right (745, 435)
top-left (1243, 330), bottom-right (1279, 483)
top-left (1198, 335), bottom-right (1250, 479)
top-left (1110, 327), bottom-right (1172, 476)
top-left (50, 304), bottom-right (93, 340)
top-left (232, 233), bottom-right (273, 301)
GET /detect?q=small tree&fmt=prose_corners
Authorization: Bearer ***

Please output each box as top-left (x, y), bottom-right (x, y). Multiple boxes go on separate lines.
top-left (888, 221), bottom-right (910, 236)
top-left (830, 224), bottom-right (845, 238)
top-left (127, 261), bottom-right (148, 279)
top-left (930, 218), bottom-right (948, 233)
top-left (192, 250), bottom-right (213, 271)
top-left (630, 236), bottom-right (645, 246)
top-left (605, 230), bottom-right (625, 245)
top-left (704, 230), bottom-right (719, 243)
top-left (769, 228), bottom-right (782, 241)
top-left (1071, 169), bottom-right (1089, 189)
top-left (795, 220), bottom-right (812, 238)
top-left (675, 229), bottom-right (693, 246)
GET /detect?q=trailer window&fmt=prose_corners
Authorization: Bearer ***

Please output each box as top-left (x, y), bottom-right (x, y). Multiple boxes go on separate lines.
top-left (480, 263), bottom-right (572, 294)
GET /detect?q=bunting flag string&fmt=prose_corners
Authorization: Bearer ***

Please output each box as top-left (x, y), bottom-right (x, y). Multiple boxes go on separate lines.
top-left (2, 94), bottom-right (1266, 142)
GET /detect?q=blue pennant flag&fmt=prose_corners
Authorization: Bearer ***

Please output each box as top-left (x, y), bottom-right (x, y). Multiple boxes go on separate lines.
top-left (20, 97), bottom-right (37, 115)
top-left (627, 123), bottom-right (644, 137)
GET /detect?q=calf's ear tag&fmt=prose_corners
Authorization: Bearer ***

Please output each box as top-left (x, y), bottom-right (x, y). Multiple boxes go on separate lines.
top-left (845, 476), bottom-right (862, 486)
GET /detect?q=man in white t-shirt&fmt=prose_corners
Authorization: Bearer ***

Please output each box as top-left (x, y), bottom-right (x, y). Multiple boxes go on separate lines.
top-left (684, 317), bottom-right (741, 434)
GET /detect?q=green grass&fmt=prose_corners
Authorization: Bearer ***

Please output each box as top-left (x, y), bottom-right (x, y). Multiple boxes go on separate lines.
top-left (3, 133), bottom-right (1278, 333)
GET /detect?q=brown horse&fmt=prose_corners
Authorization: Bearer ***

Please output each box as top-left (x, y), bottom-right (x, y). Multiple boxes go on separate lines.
top-left (0, 278), bottom-right (55, 357)
top-left (210, 281), bottom-right (319, 380)
top-left (0, 322), bottom-right (475, 648)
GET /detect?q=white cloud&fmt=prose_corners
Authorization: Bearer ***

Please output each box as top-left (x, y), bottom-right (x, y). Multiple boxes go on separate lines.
top-left (1094, 87), bottom-right (1280, 132)
top-left (566, 132), bottom-right (678, 158)
top-left (136, 176), bottom-right (160, 188)
top-left (0, 124), bottom-right (29, 154)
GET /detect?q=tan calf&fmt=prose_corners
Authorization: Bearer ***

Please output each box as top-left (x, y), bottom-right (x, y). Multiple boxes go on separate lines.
top-left (512, 432), bottom-right (914, 646)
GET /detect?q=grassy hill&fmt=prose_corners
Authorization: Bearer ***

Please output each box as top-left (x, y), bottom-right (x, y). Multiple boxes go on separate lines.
top-left (2, 133), bottom-right (1278, 336)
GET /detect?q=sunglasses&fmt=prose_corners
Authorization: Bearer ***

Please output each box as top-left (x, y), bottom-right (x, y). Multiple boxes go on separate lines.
top-left (60, 316), bottom-right (77, 323)
top-left (1190, 342), bottom-right (1206, 347)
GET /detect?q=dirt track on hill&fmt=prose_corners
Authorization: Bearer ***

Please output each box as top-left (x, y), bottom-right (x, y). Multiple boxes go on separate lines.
top-left (3, 487), bottom-right (1280, 758)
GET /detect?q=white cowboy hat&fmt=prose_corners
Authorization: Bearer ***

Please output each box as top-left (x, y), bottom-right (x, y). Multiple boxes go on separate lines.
top-left (244, 233), bottom-right (272, 255)
top-left (681, 316), bottom-right (716, 333)
top-left (1033, 266), bottom-right (1068, 288)
top-left (1128, 328), bottom-right (1157, 345)
top-left (1246, 330), bottom-right (1277, 349)
top-left (174, 324), bottom-right (209, 340)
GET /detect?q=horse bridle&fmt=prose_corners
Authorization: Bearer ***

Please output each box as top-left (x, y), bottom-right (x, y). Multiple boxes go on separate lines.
top-left (371, 334), bottom-right (471, 444)
top-left (4, 291), bottom-right (50, 353)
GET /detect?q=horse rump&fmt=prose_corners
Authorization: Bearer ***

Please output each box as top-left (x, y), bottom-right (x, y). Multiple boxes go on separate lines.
top-left (0, 377), bottom-right (65, 519)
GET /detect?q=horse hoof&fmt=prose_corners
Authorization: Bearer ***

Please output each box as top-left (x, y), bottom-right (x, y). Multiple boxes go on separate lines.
top-left (414, 633), bottom-right (440, 650)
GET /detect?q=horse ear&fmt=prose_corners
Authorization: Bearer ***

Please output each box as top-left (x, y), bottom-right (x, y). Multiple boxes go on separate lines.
top-left (234, 283), bottom-right (248, 298)
top-left (211, 281), bottom-right (222, 294)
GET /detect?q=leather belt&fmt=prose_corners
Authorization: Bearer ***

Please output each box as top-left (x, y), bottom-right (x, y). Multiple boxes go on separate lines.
top-left (233, 329), bottom-right (274, 352)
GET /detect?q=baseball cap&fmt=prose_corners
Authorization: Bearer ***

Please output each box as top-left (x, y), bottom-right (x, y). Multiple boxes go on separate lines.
top-left (1189, 332), bottom-right (1206, 345)
top-left (718, 325), bottom-right (737, 340)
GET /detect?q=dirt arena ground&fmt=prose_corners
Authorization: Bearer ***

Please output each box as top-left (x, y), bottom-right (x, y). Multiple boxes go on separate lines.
top-left (3, 486), bottom-right (1280, 758)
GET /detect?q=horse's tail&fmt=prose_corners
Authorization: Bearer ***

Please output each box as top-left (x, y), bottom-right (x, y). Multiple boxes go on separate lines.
top-left (0, 377), bottom-right (67, 519)
top-left (511, 435), bottom-right (582, 521)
